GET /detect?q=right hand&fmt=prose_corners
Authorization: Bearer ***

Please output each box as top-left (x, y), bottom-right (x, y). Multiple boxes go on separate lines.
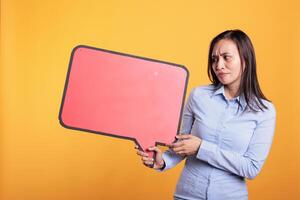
top-left (135, 145), bottom-right (165, 170)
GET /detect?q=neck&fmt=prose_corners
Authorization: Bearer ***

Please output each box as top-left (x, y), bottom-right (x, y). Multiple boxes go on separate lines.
top-left (224, 84), bottom-right (239, 100)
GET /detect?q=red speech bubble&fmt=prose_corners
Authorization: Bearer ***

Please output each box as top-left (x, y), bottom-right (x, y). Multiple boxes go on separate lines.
top-left (59, 45), bottom-right (189, 158)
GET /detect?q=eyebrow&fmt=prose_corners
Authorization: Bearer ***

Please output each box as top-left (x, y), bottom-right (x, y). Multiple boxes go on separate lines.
top-left (211, 52), bottom-right (231, 57)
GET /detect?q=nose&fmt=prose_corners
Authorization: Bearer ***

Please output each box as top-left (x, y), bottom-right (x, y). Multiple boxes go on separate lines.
top-left (215, 57), bottom-right (225, 71)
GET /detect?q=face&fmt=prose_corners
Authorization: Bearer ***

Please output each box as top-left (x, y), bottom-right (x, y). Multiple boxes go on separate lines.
top-left (211, 39), bottom-right (243, 89)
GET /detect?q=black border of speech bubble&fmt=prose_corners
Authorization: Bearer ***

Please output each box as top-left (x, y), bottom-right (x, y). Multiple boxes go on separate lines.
top-left (58, 45), bottom-right (189, 156)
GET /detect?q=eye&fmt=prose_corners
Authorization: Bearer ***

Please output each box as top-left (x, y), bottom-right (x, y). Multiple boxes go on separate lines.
top-left (224, 55), bottom-right (231, 61)
top-left (211, 57), bottom-right (218, 63)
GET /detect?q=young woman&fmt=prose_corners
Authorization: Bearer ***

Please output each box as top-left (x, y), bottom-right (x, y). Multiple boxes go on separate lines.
top-left (136, 29), bottom-right (276, 200)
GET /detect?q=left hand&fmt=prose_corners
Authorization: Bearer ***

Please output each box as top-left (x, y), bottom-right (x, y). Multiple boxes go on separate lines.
top-left (168, 134), bottom-right (202, 157)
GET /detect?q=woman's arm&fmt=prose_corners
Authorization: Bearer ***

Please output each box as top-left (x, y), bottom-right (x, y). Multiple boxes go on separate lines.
top-left (197, 105), bottom-right (276, 179)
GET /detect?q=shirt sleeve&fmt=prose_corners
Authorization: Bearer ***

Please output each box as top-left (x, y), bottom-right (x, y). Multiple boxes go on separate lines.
top-left (197, 104), bottom-right (276, 179)
top-left (158, 88), bottom-right (196, 172)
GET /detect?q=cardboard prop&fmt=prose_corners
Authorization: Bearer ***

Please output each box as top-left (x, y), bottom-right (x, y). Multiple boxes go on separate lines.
top-left (59, 45), bottom-right (189, 158)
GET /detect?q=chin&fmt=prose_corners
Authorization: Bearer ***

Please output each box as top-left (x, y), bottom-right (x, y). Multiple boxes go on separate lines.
top-left (218, 79), bottom-right (229, 85)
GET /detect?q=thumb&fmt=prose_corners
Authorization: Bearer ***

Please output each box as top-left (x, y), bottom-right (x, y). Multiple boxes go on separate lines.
top-left (148, 146), bottom-right (161, 153)
top-left (148, 146), bottom-right (164, 169)
top-left (148, 146), bottom-right (163, 161)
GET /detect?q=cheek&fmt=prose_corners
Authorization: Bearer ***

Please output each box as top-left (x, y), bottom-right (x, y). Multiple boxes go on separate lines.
top-left (230, 61), bottom-right (242, 76)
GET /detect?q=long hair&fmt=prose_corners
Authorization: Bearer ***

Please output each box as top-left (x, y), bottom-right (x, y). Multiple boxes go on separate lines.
top-left (207, 29), bottom-right (269, 112)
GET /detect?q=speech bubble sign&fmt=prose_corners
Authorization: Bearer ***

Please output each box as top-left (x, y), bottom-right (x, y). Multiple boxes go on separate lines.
top-left (59, 45), bottom-right (189, 158)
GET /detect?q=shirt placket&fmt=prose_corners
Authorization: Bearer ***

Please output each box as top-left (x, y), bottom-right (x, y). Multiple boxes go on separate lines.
top-left (208, 99), bottom-right (231, 185)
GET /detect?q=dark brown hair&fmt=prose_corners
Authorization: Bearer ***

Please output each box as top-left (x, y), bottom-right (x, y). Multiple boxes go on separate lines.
top-left (207, 29), bottom-right (269, 112)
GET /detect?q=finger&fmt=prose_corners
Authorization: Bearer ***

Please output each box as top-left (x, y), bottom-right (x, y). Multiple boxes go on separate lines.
top-left (143, 162), bottom-right (153, 168)
top-left (137, 151), bottom-right (149, 157)
top-left (169, 141), bottom-right (184, 148)
top-left (144, 160), bottom-right (154, 166)
top-left (172, 146), bottom-right (184, 153)
top-left (142, 157), bottom-right (154, 165)
top-left (147, 146), bottom-right (161, 153)
top-left (176, 134), bottom-right (191, 140)
top-left (142, 157), bottom-right (154, 162)
top-left (166, 143), bottom-right (173, 148)
top-left (137, 152), bottom-right (148, 157)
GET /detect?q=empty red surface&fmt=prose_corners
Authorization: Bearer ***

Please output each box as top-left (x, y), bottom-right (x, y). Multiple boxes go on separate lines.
top-left (59, 45), bottom-right (188, 157)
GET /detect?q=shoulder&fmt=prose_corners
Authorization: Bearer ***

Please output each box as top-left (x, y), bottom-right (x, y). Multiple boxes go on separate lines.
top-left (248, 99), bottom-right (276, 123)
top-left (190, 84), bottom-right (216, 97)
top-left (186, 84), bottom-right (216, 107)
top-left (260, 99), bottom-right (276, 117)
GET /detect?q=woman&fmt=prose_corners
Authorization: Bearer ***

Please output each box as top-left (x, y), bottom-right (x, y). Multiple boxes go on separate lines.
top-left (136, 29), bottom-right (276, 200)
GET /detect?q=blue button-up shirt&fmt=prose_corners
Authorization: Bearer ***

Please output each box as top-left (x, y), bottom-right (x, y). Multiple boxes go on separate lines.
top-left (161, 84), bottom-right (276, 200)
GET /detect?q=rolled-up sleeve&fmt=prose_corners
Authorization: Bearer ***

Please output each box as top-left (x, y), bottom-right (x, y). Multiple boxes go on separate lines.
top-left (197, 104), bottom-right (276, 179)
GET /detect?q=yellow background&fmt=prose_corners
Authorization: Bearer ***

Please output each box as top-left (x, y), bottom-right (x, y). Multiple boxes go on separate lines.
top-left (1, 0), bottom-right (299, 199)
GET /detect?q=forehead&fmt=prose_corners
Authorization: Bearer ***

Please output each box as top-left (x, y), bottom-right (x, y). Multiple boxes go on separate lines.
top-left (212, 39), bottom-right (239, 55)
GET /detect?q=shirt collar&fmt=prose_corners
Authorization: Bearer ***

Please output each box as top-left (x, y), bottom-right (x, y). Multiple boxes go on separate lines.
top-left (211, 84), bottom-right (247, 111)
top-left (212, 84), bottom-right (225, 97)
top-left (237, 94), bottom-right (247, 111)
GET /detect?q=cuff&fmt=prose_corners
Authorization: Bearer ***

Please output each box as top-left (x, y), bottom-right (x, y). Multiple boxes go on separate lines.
top-left (156, 151), bottom-right (184, 172)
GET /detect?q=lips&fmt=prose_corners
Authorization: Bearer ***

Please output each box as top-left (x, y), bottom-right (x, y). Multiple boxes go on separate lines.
top-left (217, 72), bottom-right (229, 78)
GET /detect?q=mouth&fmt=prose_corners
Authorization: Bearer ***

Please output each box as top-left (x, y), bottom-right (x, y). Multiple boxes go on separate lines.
top-left (217, 73), bottom-right (229, 77)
